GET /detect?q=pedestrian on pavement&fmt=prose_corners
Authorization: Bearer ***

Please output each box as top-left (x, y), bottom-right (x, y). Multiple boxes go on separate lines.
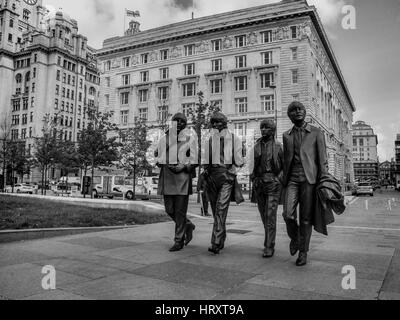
top-left (251, 119), bottom-right (283, 258)
top-left (155, 113), bottom-right (198, 252)
top-left (282, 101), bottom-right (329, 266)
top-left (203, 112), bottom-right (245, 254)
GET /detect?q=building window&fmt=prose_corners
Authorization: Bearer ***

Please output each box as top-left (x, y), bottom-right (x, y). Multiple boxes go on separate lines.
top-left (291, 47), bottom-right (298, 60)
top-left (105, 77), bottom-right (110, 87)
top-left (235, 76), bottom-right (247, 91)
top-left (184, 44), bottom-right (195, 56)
top-left (105, 61), bottom-right (111, 71)
top-left (139, 108), bottom-right (148, 120)
top-left (182, 83), bottom-right (196, 97)
top-left (292, 69), bottom-right (299, 84)
top-left (262, 51), bottom-right (273, 65)
top-left (261, 95), bottom-right (275, 112)
top-left (158, 87), bottom-right (169, 100)
top-left (8, 34), bottom-right (12, 42)
top-left (260, 72), bottom-right (274, 88)
top-left (138, 89), bottom-right (148, 103)
top-left (122, 74), bottom-right (130, 86)
top-left (33, 68), bottom-right (36, 78)
top-left (23, 10), bottom-right (30, 21)
top-left (140, 71), bottom-right (149, 82)
top-left (235, 97), bottom-right (248, 114)
top-left (235, 35), bottom-right (246, 48)
top-left (210, 100), bottom-right (222, 110)
top-left (120, 92), bottom-right (129, 105)
top-left (11, 130), bottom-right (19, 140)
top-left (120, 110), bottom-right (129, 125)
top-left (182, 103), bottom-right (194, 117)
top-left (55, 99), bottom-right (59, 109)
top-left (211, 39), bottom-right (222, 51)
top-left (31, 83), bottom-right (35, 93)
top-left (29, 128), bottom-right (32, 138)
top-left (30, 112), bottom-right (33, 123)
top-left (141, 53), bottom-right (149, 64)
top-left (235, 55), bottom-right (247, 68)
top-left (235, 123), bottom-right (247, 137)
top-left (9, 19), bottom-right (14, 28)
top-left (184, 63), bottom-right (195, 76)
top-left (212, 59), bottom-right (222, 72)
top-left (291, 26), bottom-right (298, 39)
top-left (158, 105), bottom-right (169, 122)
top-left (292, 94), bottom-right (300, 101)
top-left (123, 57), bottom-right (130, 67)
top-left (105, 94), bottom-right (110, 106)
top-left (23, 99), bottom-right (28, 110)
top-left (160, 49), bottom-right (169, 61)
top-left (210, 79), bottom-right (222, 94)
top-left (261, 30), bottom-right (273, 43)
top-left (160, 67), bottom-right (169, 79)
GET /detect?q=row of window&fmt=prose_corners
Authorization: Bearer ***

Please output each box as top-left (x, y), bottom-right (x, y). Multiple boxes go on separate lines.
top-left (108, 27), bottom-right (298, 70)
top-left (117, 49), bottom-right (295, 86)
top-left (11, 113), bottom-right (34, 126)
top-left (119, 94), bottom-right (276, 125)
top-left (11, 128), bottom-right (33, 140)
top-left (117, 71), bottom-right (293, 106)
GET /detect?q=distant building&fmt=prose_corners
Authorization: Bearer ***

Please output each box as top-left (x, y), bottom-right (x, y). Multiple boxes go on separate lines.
top-left (352, 121), bottom-right (379, 182)
top-left (395, 134), bottom-right (400, 190)
top-left (0, 0), bottom-right (100, 183)
top-left (379, 160), bottom-right (396, 185)
top-left (96, 0), bottom-right (355, 185)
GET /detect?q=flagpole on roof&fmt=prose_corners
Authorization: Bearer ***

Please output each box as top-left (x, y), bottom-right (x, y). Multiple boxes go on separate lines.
top-left (191, 0), bottom-right (194, 19)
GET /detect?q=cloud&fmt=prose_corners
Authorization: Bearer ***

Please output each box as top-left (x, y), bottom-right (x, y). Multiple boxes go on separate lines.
top-left (92, 0), bottom-right (115, 23)
top-left (308, 0), bottom-right (347, 26)
top-left (168, 0), bottom-right (194, 11)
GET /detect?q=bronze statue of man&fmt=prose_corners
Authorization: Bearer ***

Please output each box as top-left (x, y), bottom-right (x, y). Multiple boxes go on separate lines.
top-left (251, 119), bottom-right (283, 258)
top-left (282, 101), bottom-right (328, 266)
top-left (204, 112), bottom-right (244, 255)
top-left (156, 113), bottom-right (197, 252)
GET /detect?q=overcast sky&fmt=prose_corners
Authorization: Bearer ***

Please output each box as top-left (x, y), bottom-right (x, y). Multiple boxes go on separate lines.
top-left (43, 0), bottom-right (400, 161)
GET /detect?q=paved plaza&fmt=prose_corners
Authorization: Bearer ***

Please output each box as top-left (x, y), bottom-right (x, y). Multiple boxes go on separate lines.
top-left (1, 190), bottom-right (400, 300)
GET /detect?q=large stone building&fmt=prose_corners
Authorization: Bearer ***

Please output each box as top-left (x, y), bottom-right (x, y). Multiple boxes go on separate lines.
top-left (352, 121), bottom-right (379, 183)
top-left (0, 0), bottom-right (100, 183)
top-left (379, 160), bottom-right (396, 185)
top-left (96, 0), bottom-right (355, 185)
top-left (395, 134), bottom-right (400, 190)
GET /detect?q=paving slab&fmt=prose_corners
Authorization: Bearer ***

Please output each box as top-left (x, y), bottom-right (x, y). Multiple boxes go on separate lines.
top-left (131, 260), bottom-right (255, 290)
top-left (22, 290), bottom-right (90, 300)
top-left (215, 283), bottom-right (350, 300)
top-left (0, 263), bottom-right (90, 300)
top-left (59, 236), bottom-right (139, 250)
top-left (0, 247), bottom-right (51, 268)
top-left (62, 272), bottom-right (219, 300)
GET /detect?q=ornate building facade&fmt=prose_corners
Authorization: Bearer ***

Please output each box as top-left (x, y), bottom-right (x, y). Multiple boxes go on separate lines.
top-left (352, 121), bottom-right (379, 183)
top-left (395, 134), bottom-right (400, 190)
top-left (0, 0), bottom-right (100, 183)
top-left (96, 0), bottom-right (355, 185)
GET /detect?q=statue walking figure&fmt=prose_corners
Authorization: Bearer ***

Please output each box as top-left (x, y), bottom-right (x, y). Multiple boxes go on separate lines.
top-left (203, 112), bottom-right (244, 255)
top-left (282, 101), bottom-right (329, 266)
top-left (155, 113), bottom-right (197, 252)
top-left (251, 120), bottom-right (283, 258)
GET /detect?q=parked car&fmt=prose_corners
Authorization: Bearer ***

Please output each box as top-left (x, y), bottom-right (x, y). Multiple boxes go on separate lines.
top-left (5, 184), bottom-right (36, 194)
top-left (355, 183), bottom-right (374, 197)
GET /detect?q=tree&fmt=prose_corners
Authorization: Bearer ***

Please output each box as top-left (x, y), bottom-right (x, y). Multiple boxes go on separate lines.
top-left (187, 91), bottom-right (221, 203)
top-left (57, 140), bottom-right (80, 195)
top-left (32, 114), bottom-right (60, 195)
top-left (8, 140), bottom-right (30, 190)
top-left (77, 110), bottom-right (120, 199)
top-left (0, 113), bottom-right (12, 191)
top-left (119, 117), bottom-right (151, 200)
